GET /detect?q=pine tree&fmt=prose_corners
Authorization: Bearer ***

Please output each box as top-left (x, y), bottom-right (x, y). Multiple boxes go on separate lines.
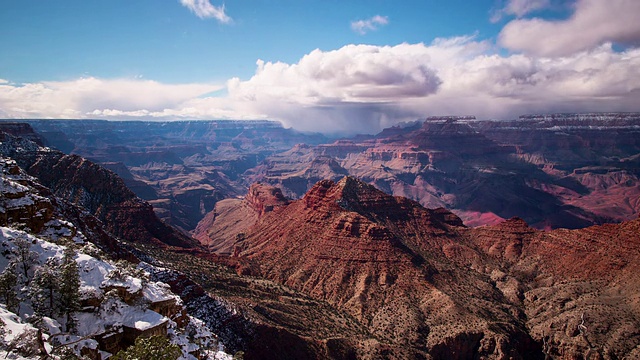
top-left (0, 318), bottom-right (9, 350)
top-left (59, 247), bottom-right (81, 332)
top-left (111, 335), bottom-right (182, 360)
top-left (12, 236), bottom-right (39, 284)
top-left (30, 258), bottom-right (60, 319)
top-left (0, 263), bottom-right (19, 313)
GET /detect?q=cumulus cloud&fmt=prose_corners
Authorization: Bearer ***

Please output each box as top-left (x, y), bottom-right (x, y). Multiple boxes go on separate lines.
top-left (1, 37), bottom-right (639, 134)
top-left (351, 15), bottom-right (389, 35)
top-left (229, 44), bottom-right (441, 103)
top-left (490, 0), bottom-right (550, 23)
top-left (222, 38), bottom-right (640, 133)
top-left (223, 43), bottom-right (444, 133)
top-left (499, 0), bottom-right (640, 56)
top-left (180, 0), bottom-right (231, 23)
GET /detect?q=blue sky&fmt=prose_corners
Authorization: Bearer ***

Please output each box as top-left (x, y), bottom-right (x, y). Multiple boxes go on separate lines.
top-left (1, 0), bottom-right (639, 134)
top-left (1, 0), bottom-right (508, 83)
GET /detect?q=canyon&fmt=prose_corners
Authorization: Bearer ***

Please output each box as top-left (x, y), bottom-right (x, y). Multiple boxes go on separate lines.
top-left (21, 114), bottom-right (640, 234)
top-left (1, 114), bottom-right (639, 358)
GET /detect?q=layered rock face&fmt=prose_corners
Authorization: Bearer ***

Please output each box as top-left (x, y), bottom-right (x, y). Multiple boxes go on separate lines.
top-left (4, 118), bottom-right (639, 358)
top-left (193, 182), bottom-right (289, 254)
top-left (467, 113), bottom-right (640, 226)
top-left (0, 128), bottom-right (197, 248)
top-left (23, 120), bottom-right (328, 232)
top-left (19, 114), bottom-right (640, 230)
top-left (0, 122), bottom-right (45, 145)
top-left (240, 177), bottom-right (533, 359)
top-left (247, 114), bottom-right (640, 229)
top-left (202, 178), bottom-right (499, 357)
top-left (0, 151), bottom-right (137, 262)
top-left (467, 217), bottom-right (640, 359)
top-left (201, 177), bottom-right (640, 359)
top-left (245, 182), bottom-right (290, 217)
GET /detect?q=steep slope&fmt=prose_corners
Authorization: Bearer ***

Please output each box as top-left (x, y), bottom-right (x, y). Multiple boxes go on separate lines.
top-left (0, 156), bottom-right (136, 262)
top-left (2, 125), bottom-right (379, 359)
top-left (193, 182), bottom-right (289, 254)
top-left (201, 177), bottom-right (640, 359)
top-left (465, 217), bottom-right (640, 359)
top-left (0, 128), bottom-right (197, 248)
top-left (3, 139), bottom-right (355, 359)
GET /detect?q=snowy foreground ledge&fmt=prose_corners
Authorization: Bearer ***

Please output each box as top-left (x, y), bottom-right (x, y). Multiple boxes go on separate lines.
top-left (0, 226), bottom-right (233, 360)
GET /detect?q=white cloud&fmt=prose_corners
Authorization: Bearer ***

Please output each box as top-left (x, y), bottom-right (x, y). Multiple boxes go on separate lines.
top-left (0, 78), bottom-right (221, 119)
top-left (351, 15), bottom-right (389, 35)
top-left (490, 0), bottom-right (550, 23)
top-left (222, 38), bottom-right (640, 133)
top-left (179, 0), bottom-right (231, 23)
top-left (499, 0), bottom-right (640, 56)
top-left (1, 37), bottom-right (639, 135)
top-left (230, 43), bottom-right (441, 103)
top-left (89, 95), bottom-right (257, 120)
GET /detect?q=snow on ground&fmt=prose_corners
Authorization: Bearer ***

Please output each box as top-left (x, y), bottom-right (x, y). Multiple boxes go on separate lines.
top-left (169, 316), bottom-right (234, 360)
top-left (39, 219), bottom-right (87, 244)
top-left (143, 281), bottom-right (179, 303)
top-left (102, 273), bottom-right (142, 294)
top-left (0, 177), bottom-right (29, 195)
top-left (76, 253), bottom-right (114, 298)
top-left (75, 296), bottom-right (167, 336)
top-left (0, 227), bottom-right (66, 266)
top-left (0, 160), bottom-right (50, 213)
top-left (121, 306), bottom-right (166, 331)
top-left (0, 305), bottom-right (39, 360)
top-left (0, 305), bottom-right (36, 343)
top-left (0, 159), bottom-right (236, 358)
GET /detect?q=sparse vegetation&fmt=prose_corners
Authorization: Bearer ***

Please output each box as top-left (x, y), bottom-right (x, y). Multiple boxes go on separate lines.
top-left (12, 235), bottom-right (39, 283)
top-left (0, 263), bottom-right (19, 313)
top-left (111, 335), bottom-right (182, 360)
top-left (60, 246), bottom-right (81, 332)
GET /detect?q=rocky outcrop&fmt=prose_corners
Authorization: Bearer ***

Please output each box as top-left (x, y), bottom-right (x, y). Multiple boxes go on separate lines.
top-left (0, 155), bottom-right (137, 261)
top-left (1, 145), bottom-right (273, 359)
top-left (192, 183), bottom-right (289, 254)
top-left (0, 192), bottom-right (52, 232)
top-left (0, 122), bottom-right (45, 146)
top-left (245, 182), bottom-right (289, 217)
top-left (0, 159), bottom-right (54, 232)
top-left (463, 217), bottom-right (640, 359)
top-left (191, 198), bottom-right (255, 254)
